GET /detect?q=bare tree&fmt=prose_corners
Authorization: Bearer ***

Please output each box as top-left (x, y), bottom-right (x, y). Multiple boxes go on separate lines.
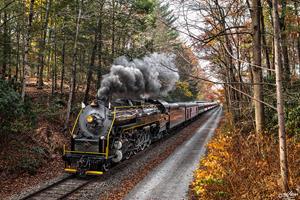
top-left (272, 0), bottom-right (289, 192)
top-left (251, 0), bottom-right (265, 133)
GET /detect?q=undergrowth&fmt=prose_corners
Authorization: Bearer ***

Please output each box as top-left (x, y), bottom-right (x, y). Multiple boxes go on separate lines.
top-left (0, 81), bottom-right (69, 176)
top-left (0, 79), bottom-right (36, 136)
top-left (190, 113), bottom-right (300, 200)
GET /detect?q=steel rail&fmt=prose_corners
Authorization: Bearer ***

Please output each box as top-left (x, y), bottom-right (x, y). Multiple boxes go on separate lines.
top-left (19, 175), bottom-right (98, 200)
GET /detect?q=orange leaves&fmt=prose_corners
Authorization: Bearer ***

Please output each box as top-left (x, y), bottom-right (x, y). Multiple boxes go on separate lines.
top-left (190, 114), bottom-right (300, 199)
top-left (191, 130), bottom-right (231, 199)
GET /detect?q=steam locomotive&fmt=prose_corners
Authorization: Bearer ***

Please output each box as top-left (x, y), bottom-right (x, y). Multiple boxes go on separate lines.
top-left (63, 99), bottom-right (218, 175)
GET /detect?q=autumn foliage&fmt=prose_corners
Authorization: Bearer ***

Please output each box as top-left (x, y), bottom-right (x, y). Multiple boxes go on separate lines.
top-left (191, 113), bottom-right (300, 200)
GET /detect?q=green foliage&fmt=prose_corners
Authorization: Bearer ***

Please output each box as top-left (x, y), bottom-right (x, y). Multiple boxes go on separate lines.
top-left (215, 191), bottom-right (228, 198)
top-left (133, 0), bottom-right (156, 14)
top-left (264, 76), bottom-right (300, 138)
top-left (199, 177), bottom-right (224, 185)
top-left (286, 106), bottom-right (300, 136)
top-left (0, 80), bottom-right (20, 112)
top-left (18, 157), bottom-right (42, 175)
top-left (165, 81), bottom-right (196, 102)
top-left (0, 79), bottom-right (35, 135)
top-left (31, 146), bottom-right (48, 158)
top-left (158, 2), bottom-right (179, 41)
top-left (15, 146), bottom-right (48, 175)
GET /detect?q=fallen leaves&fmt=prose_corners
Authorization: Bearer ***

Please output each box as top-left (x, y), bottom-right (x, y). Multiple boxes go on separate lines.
top-left (190, 114), bottom-right (300, 200)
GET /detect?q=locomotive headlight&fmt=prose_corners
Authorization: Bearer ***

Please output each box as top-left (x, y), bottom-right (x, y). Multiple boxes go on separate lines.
top-left (86, 115), bottom-right (94, 123)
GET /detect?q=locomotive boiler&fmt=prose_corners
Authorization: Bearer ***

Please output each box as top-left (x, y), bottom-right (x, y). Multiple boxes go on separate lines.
top-left (63, 98), bottom-right (218, 175)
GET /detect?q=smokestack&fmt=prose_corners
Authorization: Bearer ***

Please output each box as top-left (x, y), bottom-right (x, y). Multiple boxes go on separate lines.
top-left (97, 53), bottom-right (179, 99)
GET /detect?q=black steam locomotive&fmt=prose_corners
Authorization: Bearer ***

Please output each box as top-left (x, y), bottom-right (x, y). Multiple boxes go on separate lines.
top-left (63, 99), bottom-right (218, 175)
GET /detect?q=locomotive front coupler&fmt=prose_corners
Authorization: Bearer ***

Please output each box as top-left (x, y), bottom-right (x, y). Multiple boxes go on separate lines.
top-left (76, 156), bottom-right (91, 176)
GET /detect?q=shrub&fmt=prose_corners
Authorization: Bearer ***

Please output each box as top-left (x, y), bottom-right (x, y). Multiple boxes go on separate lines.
top-left (18, 157), bottom-right (42, 175)
top-left (286, 105), bottom-right (300, 137)
top-left (0, 79), bottom-right (35, 135)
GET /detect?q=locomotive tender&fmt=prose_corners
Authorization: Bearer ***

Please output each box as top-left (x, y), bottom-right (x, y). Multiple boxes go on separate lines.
top-left (63, 99), bottom-right (218, 175)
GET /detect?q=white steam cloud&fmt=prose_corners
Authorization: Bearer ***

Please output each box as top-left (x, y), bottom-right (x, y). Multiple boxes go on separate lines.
top-left (97, 53), bottom-right (179, 100)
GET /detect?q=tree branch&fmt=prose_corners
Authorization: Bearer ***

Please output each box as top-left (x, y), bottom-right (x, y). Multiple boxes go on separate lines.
top-left (0, 0), bottom-right (15, 14)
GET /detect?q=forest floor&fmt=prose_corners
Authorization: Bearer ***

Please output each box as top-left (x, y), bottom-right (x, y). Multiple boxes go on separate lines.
top-left (0, 79), bottom-right (79, 199)
top-left (190, 113), bottom-right (300, 200)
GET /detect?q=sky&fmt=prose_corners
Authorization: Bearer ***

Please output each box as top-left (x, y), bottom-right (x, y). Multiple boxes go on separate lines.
top-left (164, 0), bottom-right (222, 89)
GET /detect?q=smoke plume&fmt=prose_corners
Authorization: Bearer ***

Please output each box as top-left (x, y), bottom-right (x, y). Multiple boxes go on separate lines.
top-left (97, 53), bottom-right (179, 100)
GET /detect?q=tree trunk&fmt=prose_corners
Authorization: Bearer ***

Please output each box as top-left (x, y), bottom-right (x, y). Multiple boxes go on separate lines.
top-left (251, 0), bottom-right (264, 133)
top-left (281, 34), bottom-right (290, 83)
top-left (236, 31), bottom-right (243, 115)
top-left (298, 38), bottom-right (300, 77)
top-left (215, 0), bottom-right (238, 121)
top-left (21, 31), bottom-right (25, 83)
top-left (21, 0), bottom-right (35, 102)
top-left (46, 37), bottom-right (51, 80)
top-left (52, 25), bottom-right (57, 95)
top-left (16, 25), bottom-right (21, 81)
top-left (272, 0), bottom-right (289, 192)
top-left (50, 30), bottom-right (56, 96)
top-left (279, 0), bottom-right (290, 83)
top-left (96, 3), bottom-right (104, 90)
top-left (7, 20), bottom-right (12, 80)
top-left (97, 42), bottom-right (102, 91)
top-left (64, 0), bottom-right (83, 130)
top-left (51, 47), bottom-right (55, 96)
top-left (60, 34), bottom-right (66, 95)
top-left (54, 33), bottom-right (57, 91)
top-left (223, 84), bottom-right (230, 113)
top-left (111, 0), bottom-right (115, 59)
top-left (294, 2), bottom-right (300, 76)
top-left (260, 0), bottom-right (272, 76)
top-left (37, 0), bottom-right (51, 89)
top-left (2, 10), bottom-right (8, 78)
top-left (84, 21), bottom-right (99, 104)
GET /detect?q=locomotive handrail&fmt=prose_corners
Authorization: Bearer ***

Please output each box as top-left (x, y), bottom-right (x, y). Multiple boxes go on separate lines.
top-left (64, 150), bottom-right (106, 155)
top-left (105, 107), bottom-right (116, 159)
top-left (112, 104), bottom-right (156, 110)
top-left (113, 105), bottom-right (141, 109)
top-left (70, 108), bottom-right (83, 136)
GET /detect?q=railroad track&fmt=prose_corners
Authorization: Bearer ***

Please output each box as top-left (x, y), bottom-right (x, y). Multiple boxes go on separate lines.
top-left (18, 109), bottom-right (219, 200)
top-left (20, 175), bottom-right (97, 200)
